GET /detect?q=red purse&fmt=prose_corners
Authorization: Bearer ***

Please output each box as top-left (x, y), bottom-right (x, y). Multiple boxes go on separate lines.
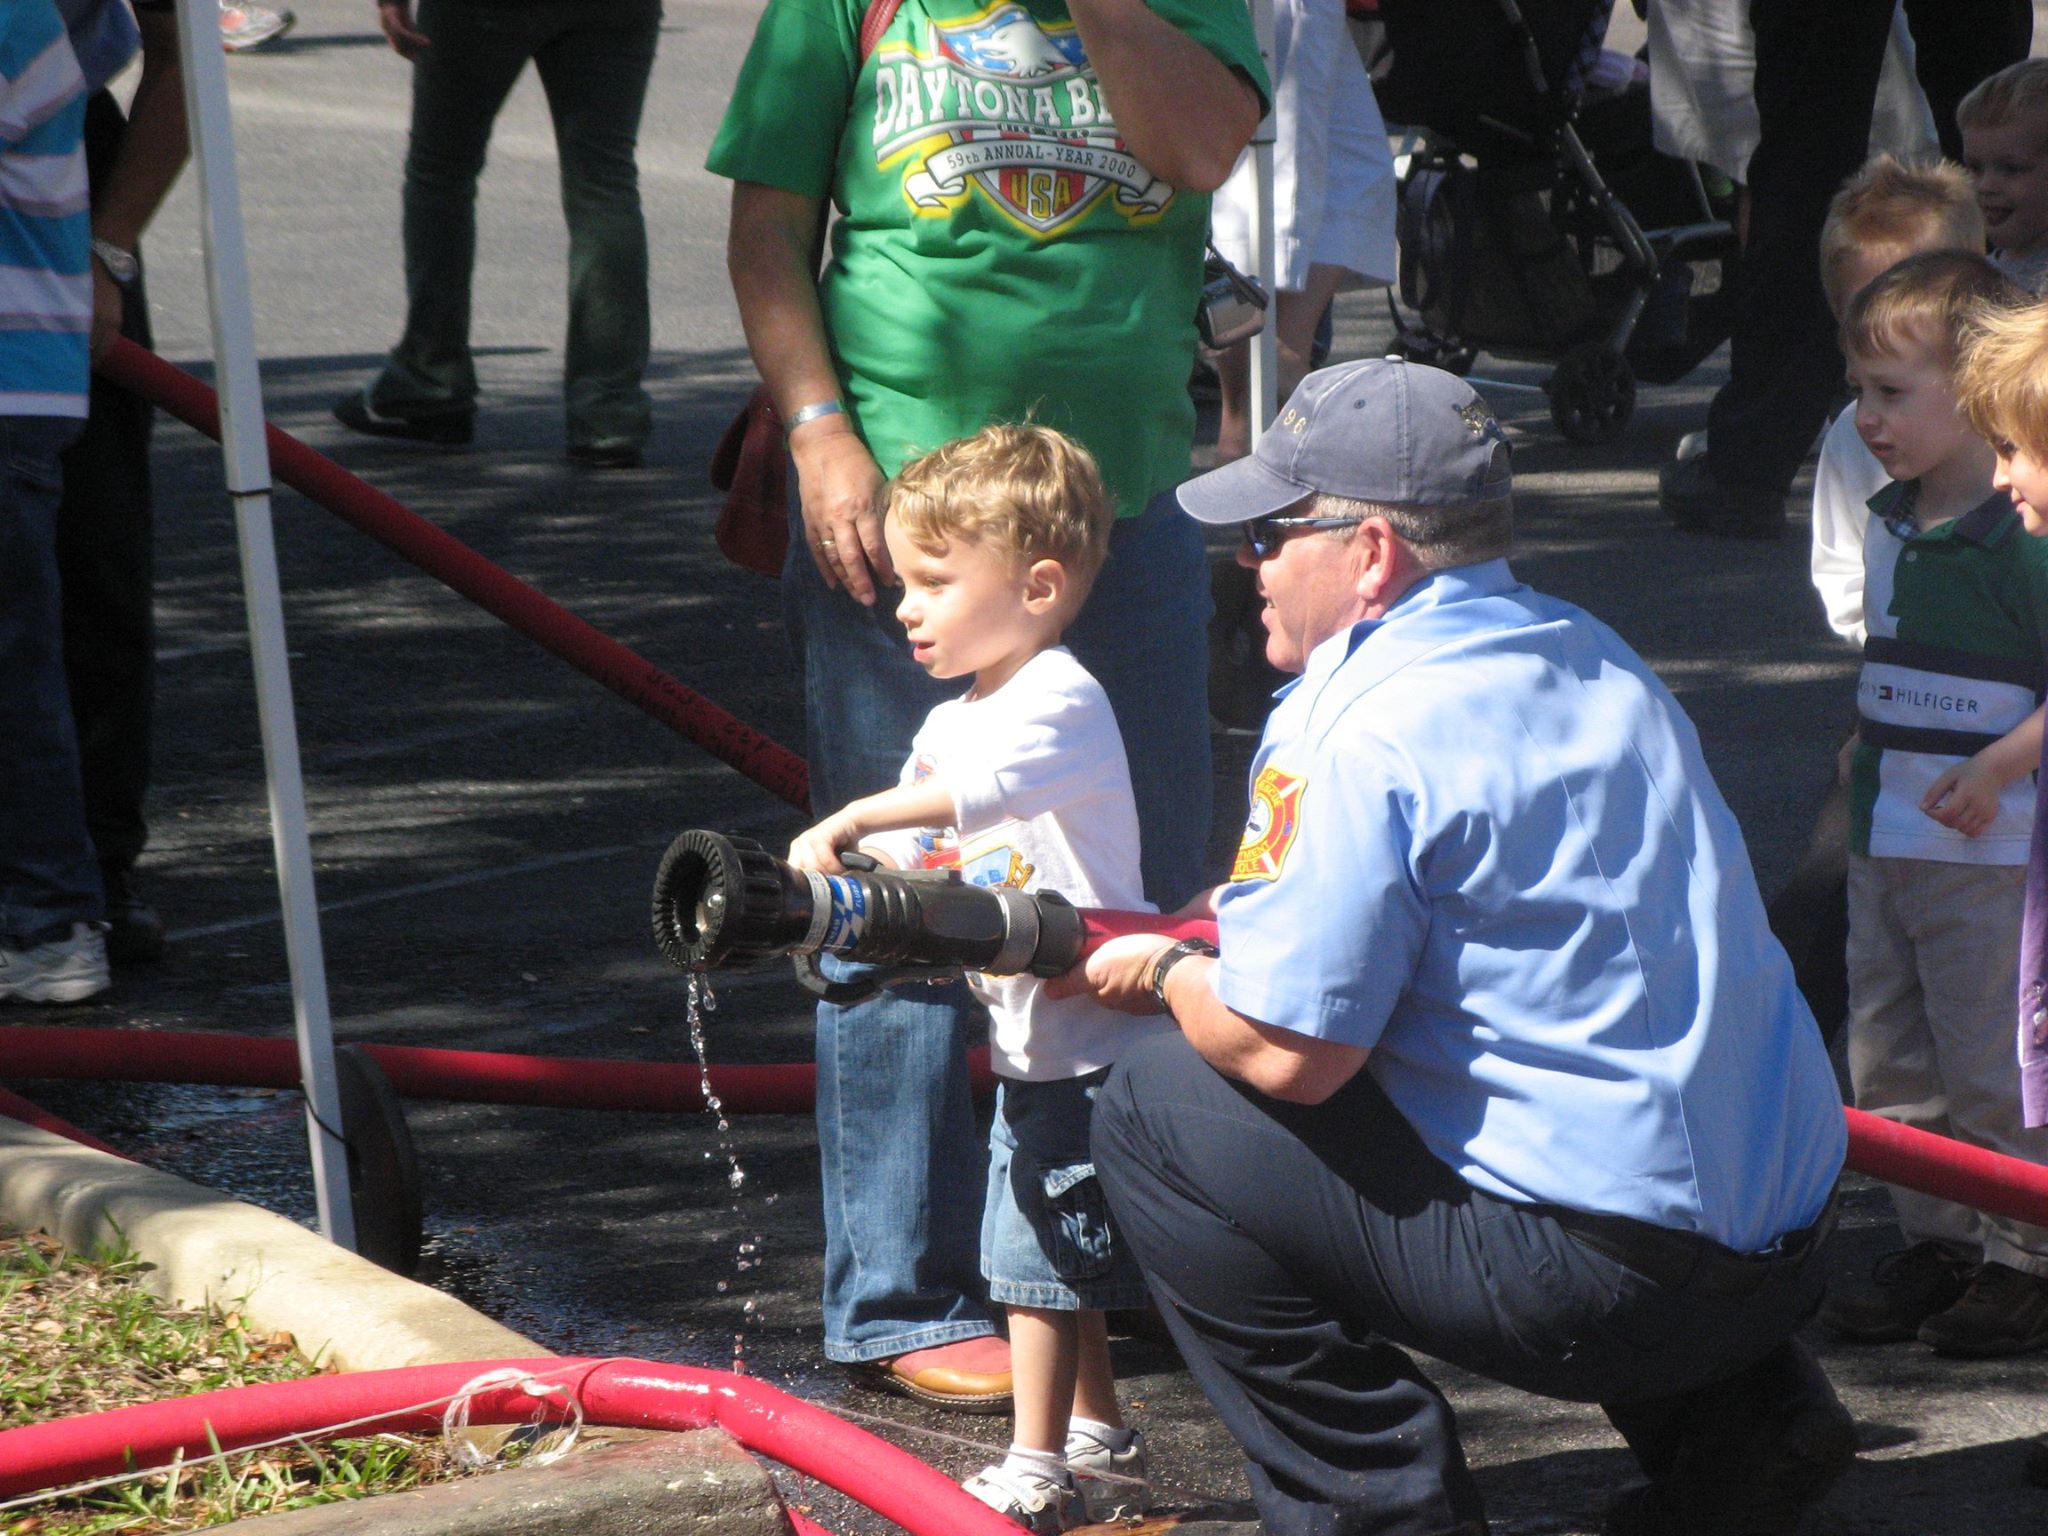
top-left (711, 0), bottom-right (904, 579)
top-left (709, 384), bottom-right (788, 578)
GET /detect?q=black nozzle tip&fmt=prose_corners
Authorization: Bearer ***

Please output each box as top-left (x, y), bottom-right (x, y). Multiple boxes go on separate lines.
top-left (652, 830), bottom-right (745, 972)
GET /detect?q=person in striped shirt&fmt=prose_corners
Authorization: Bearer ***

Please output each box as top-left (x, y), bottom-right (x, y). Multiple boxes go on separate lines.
top-left (0, 0), bottom-right (102, 1005)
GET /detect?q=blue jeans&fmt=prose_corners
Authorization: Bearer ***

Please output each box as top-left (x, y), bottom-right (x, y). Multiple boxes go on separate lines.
top-left (368, 0), bottom-right (659, 449)
top-left (784, 493), bottom-right (1213, 1360)
top-left (0, 415), bottom-right (100, 945)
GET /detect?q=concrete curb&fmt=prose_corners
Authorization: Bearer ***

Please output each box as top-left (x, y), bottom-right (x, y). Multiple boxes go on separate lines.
top-left (0, 1110), bottom-right (536, 1372)
top-left (0, 1105), bottom-right (796, 1534)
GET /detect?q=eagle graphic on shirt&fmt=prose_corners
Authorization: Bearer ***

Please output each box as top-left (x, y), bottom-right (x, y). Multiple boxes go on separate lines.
top-left (869, 0), bottom-right (1174, 236)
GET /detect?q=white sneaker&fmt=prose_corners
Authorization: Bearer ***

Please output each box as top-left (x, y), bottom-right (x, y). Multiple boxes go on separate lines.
top-left (1066, 1425), bottom-right (1150, 1522)
top-left (0, 922), bottom-right (110, 1004)
top-left (963, 1462), bottom-right (1075, 1534)
top-left (219, 2), bottom-right (295, 51)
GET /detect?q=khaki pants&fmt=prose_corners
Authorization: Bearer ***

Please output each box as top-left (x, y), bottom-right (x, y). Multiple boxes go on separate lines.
top-left (1847, 854), bottom-right (2048, 1274)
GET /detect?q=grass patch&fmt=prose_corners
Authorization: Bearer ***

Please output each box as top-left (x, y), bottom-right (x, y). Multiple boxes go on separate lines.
top-left (1, 1230), bottom-right (455, 1535)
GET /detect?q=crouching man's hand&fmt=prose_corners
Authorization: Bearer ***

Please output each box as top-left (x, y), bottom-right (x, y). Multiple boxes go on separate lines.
top-left (1047, 933), bottom-right (1175, 1015)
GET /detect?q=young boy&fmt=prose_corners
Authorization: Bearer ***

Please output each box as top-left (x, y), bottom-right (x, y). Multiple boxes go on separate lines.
top-left (1781, 158), bottom-right (1983, 1048)
top-left (1961, 300), bottom-right (2048, 1138)
top-left (1959, 59), bottom-right (2048, 293)
top-left (1812, 156), bottom-right (1987, 644)
top-left (1820, 251), bottom-right (2048, 1358)
top-left (789, 423), bottom-right (1158, 1532)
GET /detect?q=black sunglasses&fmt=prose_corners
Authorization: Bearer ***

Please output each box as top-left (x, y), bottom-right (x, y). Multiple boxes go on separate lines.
top-left (1240, 513), bottom-right (1363, 558)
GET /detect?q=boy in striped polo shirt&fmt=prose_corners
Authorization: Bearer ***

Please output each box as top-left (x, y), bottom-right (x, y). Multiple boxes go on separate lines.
top-left (0, 0), bottom-right (100, 1005)
top-left (1820, 250), bottom-right (2048, 1357)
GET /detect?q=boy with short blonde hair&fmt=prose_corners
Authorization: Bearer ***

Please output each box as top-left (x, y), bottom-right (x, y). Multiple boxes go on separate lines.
top-left (1813, 155), bottom-right (1988, 643)
top-left (1960, 296), bottom-right (2048, 499)
top-left (1961, 301), bottom-right (2048, 1152)
top-left (1820, 252), bottom-right (2048, 1358)
top-left (1958, 59), bottom-right (2048, 291)
top-left (1821, 155), bottom-right (1987, 320)
top-left (885, 422), bottom-right (1114, 591)
top-left (790, 422), bottom-right (1157, 1532)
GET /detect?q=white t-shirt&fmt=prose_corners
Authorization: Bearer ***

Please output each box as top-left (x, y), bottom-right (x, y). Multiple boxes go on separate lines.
top-left (864, 647), bottom-right (1163, 1081)
top-left (1810, 406), bottom-right (1885, 646)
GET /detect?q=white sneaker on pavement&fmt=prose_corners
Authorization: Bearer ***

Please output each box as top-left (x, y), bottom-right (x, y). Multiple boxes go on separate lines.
top-left (219, 2), bottom-right (295, 51)
top-left (1066, 1424), bottom-right (1150, 1522)
top-left (0, 922), bottom-right (110, 1004)
top-left (963, 1462), bottom-right (1076, 1534)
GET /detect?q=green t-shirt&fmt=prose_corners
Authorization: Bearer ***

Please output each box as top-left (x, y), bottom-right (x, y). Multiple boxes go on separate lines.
top-left (707, 0), bottom-right (1268, 516)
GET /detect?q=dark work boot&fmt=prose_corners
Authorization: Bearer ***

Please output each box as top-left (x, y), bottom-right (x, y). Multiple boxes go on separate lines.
top-left (1917, 1262), bottom-right (2048, 1358)
top-left (1821, 1240), bottom-right (1975, 1343)
top-left (1602, 1341), bottom-right (1855, 1536)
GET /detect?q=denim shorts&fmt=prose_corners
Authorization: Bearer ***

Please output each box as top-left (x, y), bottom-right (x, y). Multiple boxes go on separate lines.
top-left (982, 1070), bottom-right (1149, 1311)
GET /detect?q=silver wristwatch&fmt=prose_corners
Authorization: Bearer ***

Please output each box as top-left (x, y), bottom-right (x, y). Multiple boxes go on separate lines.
top-left (90, 238), bottom-right (139, 287)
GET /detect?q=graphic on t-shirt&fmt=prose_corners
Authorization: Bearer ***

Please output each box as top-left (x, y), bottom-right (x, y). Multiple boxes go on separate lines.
top-left (1233, 766), bottom-right (1304, 882)
top-left (916, 825), bottom-right (1035, 891)
top-left (869, 0), bottom-right (1174, 237)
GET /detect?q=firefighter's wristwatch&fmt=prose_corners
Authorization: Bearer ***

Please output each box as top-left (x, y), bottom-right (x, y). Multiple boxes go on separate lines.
top-left (1148, 937), bottom-right (1218, 1011)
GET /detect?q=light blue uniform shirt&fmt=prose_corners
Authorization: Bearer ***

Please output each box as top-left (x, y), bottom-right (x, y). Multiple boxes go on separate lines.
top-left (1216, 559), bottom-right (1845, 1253)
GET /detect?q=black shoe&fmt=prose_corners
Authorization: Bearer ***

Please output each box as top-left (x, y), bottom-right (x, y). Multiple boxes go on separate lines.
top-left (1917, 1261), bottom-right (2048, 1357)
top-left (566, 440), bottom-right (644, 469)
top-left (332, 390), bottom-right (474, 445)
top-left (2023, 1433), bottom-right (2048, 1489)
top-left (101, 865), bottom-right (165, 965)
top-left (1821, 1239), bottom-right (1974, 1342)
top-left (1602, 1344), bottom-right (1856, 1536)
top-left (1657, 456), bottom-right (1787, 539)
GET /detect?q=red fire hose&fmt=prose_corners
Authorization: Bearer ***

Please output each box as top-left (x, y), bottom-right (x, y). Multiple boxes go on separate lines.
top-left (0, 1023), bottom-right (987, 1117)
top-left (40, 347), bottom-right (2048, 1262)
top-left (0, 1355), bottom-right (1014, 1536)
top-left (0, 1084), bottom-right (123, 1158)
top-left (95, 339), bottom-right (811, 813)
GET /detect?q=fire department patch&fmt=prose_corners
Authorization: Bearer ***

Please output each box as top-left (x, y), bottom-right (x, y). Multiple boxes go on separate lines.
top-left (869, 1), bottom-right (1173, 237)
top-left (1232, 767), bottom-right (1304, 882)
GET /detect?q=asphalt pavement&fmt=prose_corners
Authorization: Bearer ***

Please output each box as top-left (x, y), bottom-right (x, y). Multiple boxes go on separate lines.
top-left (8, 4), bottom-right (2048, 1533)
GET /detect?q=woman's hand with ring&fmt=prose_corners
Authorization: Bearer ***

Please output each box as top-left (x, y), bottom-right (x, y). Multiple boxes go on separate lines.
top-left (792, 417), bottom-right (888, 604)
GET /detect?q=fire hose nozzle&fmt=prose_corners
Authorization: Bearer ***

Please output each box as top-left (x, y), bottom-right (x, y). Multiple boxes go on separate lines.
top-left (651, 829), bottom-right (1086, 980)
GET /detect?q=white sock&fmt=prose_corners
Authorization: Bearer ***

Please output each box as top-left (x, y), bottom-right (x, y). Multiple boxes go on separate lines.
top-left (1002, 1445), bottom-right (1070, 1484)
top-left (1065, 1417), bottom-right (1137, 1455)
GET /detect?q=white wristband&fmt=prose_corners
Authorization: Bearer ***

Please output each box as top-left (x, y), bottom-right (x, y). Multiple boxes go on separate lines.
top-left (784, 399), bottom-right (845, 432)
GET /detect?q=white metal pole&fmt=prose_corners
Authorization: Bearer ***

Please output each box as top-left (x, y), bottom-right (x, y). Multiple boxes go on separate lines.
top-left (1247, 0), bottom-right (1278, 446)
top-left (171, 0), bottom-right (356, 1249)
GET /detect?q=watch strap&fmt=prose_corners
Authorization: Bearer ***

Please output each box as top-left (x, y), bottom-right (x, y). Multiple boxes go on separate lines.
top-left (1148, 937), bottom-right (1218, 1011)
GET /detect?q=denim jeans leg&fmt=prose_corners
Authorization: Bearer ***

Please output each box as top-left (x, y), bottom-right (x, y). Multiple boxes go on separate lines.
top-left (533, 0), bottom-right (657, 450)
top-left (0, 416), bottom-right (101, 945)
top-left (373, 0), bottom-right (534, 417)
top-left (59, 94), bottom-right (156, 877)
top-left (783, 515), bottom-right (998, 1360)
top-left (1065, 494), bottom-right (1213, 910)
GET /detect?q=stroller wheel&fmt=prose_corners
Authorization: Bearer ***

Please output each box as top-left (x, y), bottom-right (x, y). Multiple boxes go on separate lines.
top-left (1545, 343), bottom-right (1636, 445)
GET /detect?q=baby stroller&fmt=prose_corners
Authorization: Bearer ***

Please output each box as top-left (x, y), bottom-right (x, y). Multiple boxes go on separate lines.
top-left (1373, 0), bottom-right (1736, 444)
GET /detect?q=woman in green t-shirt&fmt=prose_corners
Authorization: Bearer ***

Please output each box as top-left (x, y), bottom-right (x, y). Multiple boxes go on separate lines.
top-left (706, 0), bottom-right (1266, 1422)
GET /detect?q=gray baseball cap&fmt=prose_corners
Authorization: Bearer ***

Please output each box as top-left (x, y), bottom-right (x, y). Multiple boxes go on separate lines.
top-left (1177, 357), bottom-right (1512, 525)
